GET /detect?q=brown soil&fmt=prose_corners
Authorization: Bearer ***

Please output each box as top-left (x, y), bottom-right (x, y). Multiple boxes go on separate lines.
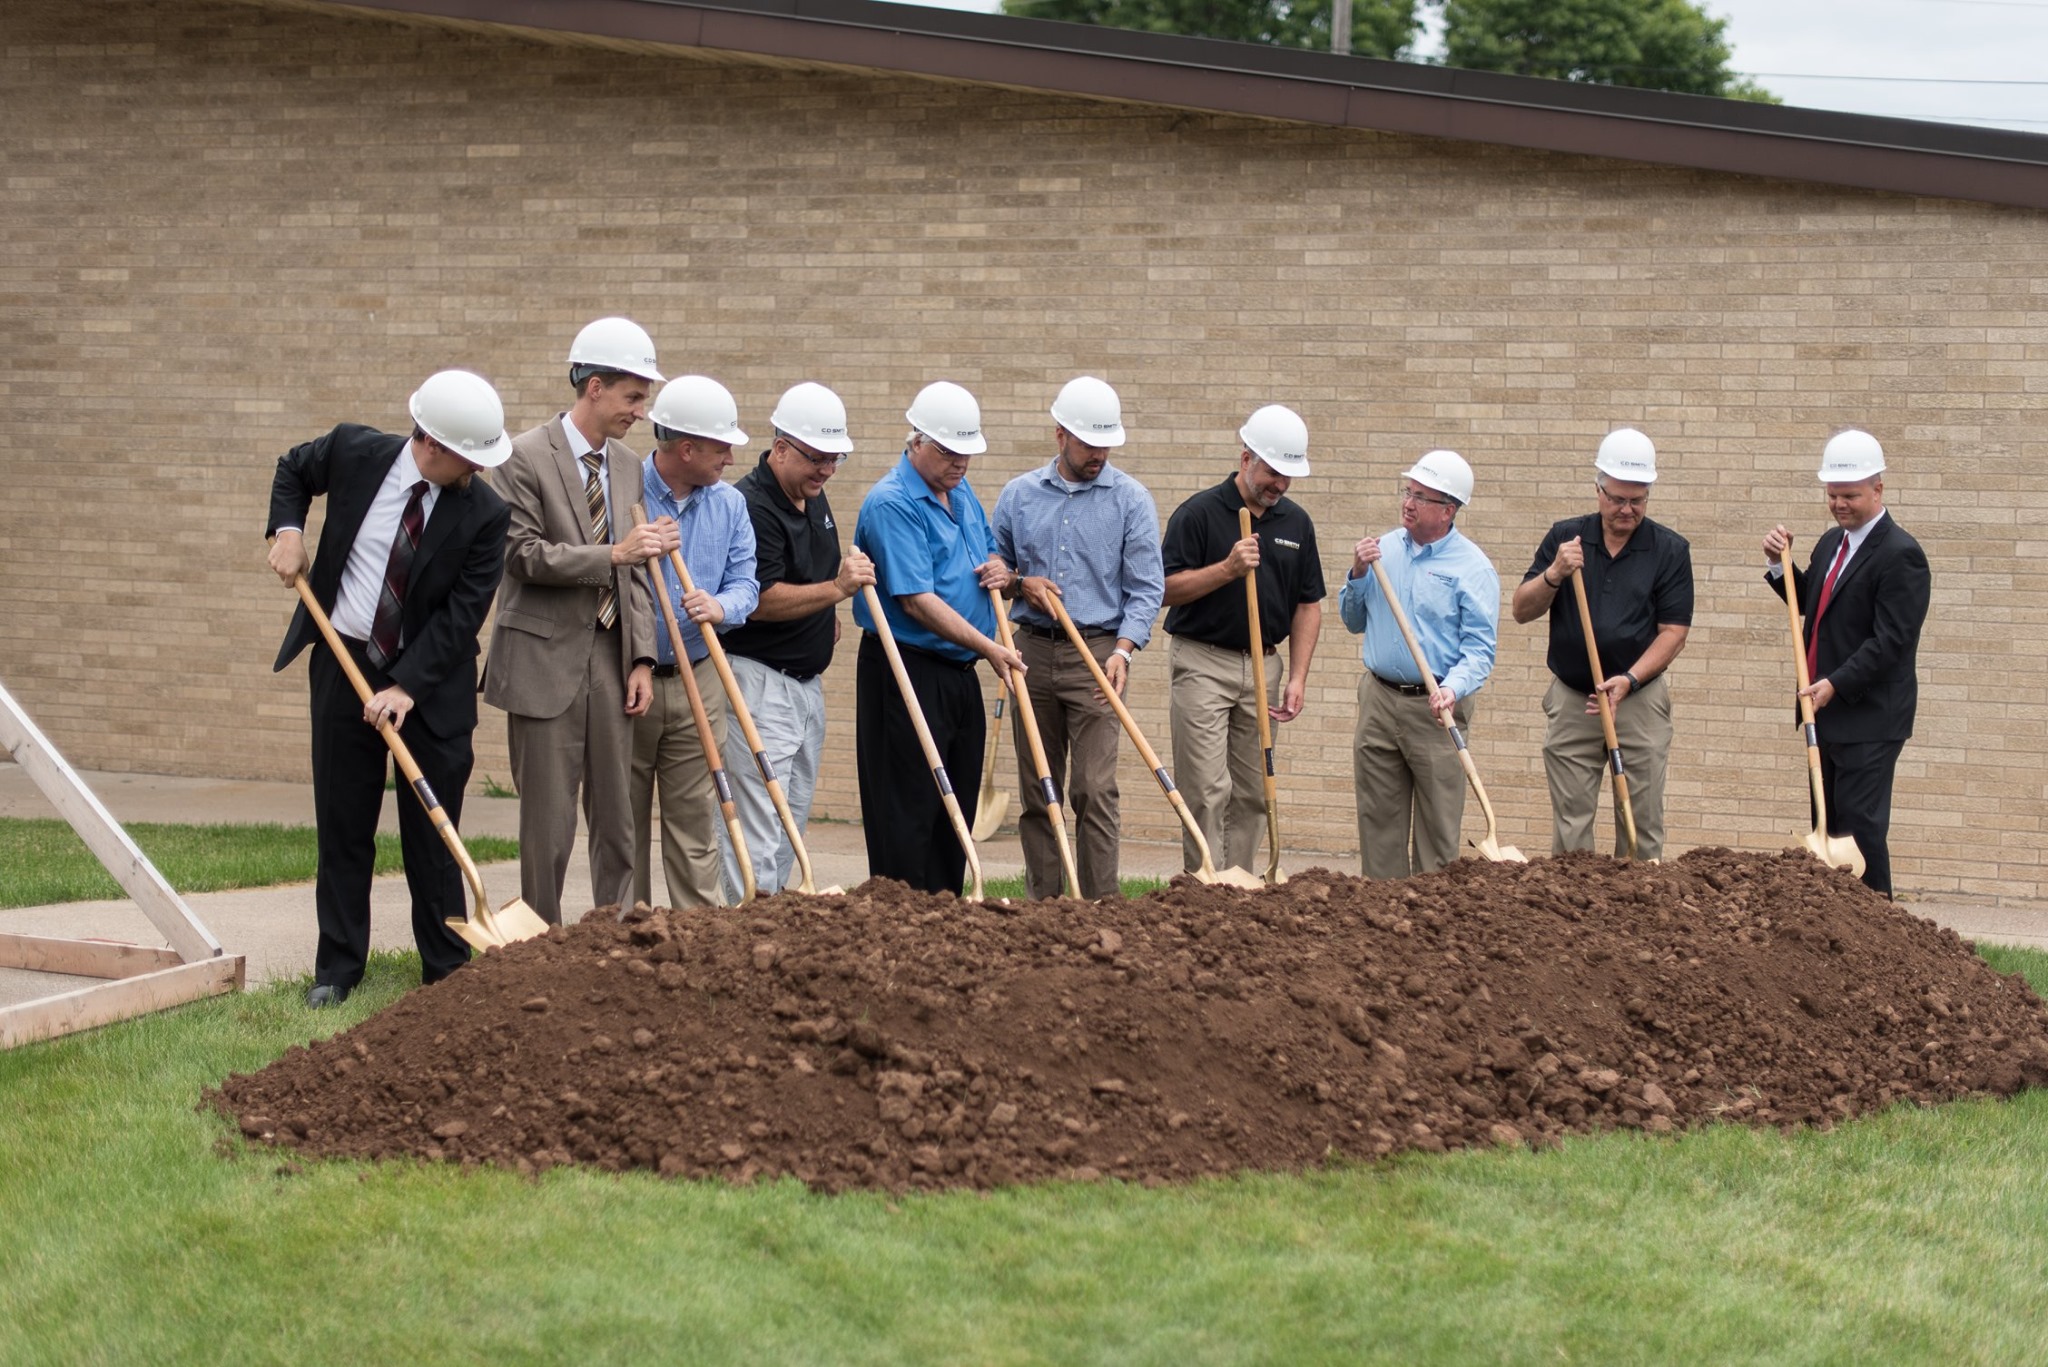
top-left (215, 849), bottom-right (2048, 1192)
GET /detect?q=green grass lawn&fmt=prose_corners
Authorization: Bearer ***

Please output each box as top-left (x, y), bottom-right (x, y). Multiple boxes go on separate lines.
top-left (0, 818), bottom-right (519, 909)
top-left (980, 875), bottom-right (1165, 900)
top-left (2, 947), bottom-right (2045, 1363)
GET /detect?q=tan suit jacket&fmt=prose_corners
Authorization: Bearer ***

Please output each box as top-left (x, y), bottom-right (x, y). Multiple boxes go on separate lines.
top-left (482, 415), bottom-right (654, 717)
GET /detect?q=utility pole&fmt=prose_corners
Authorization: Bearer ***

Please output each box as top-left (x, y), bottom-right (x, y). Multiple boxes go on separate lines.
top-left (1331, 0), bottom-right (1351, 53)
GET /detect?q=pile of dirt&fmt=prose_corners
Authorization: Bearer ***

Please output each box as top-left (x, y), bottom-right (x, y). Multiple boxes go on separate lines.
top-left (216, 849), bottom-right (2048, 1192)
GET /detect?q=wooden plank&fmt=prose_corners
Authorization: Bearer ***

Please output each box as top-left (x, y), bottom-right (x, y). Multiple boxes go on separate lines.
top-left (0, 932), bottom-right (184, 979)
top-left (0, 680), bottom-right (224, 964)
top-left (0, 956), bottom-right (246, 1051)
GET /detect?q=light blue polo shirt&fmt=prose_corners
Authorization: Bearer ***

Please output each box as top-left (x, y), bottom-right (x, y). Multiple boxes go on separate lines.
top-left (1338, 525), bottom-right (1499, 700)
top-left (852, 450), bottom-right (997, 663)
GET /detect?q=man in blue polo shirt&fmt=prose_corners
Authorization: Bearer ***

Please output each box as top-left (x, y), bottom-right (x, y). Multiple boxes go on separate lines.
top-left (1340, 450), bottom-right (1499, 879)
top-left (631, 376), bottom-right (758, 910)
top-left (853, 380), bottom-right (1024, 894)
top-left (992, 376), bottom-right (1164, 900)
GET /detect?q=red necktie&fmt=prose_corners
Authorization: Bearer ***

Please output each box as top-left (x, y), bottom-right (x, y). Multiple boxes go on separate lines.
top-left (367, 480), bottom-right (429, 669)
top-left (1805, 535), bottom-right (1849, 681)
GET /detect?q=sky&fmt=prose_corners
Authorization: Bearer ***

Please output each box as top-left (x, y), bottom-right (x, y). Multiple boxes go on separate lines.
top-left (875, 0), bottom-right (2048, 135)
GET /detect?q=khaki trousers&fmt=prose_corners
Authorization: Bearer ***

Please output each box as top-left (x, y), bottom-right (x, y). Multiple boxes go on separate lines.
top-left (631, 658), bottom-right (730, 910)
top-left (1168, 635), bottom-right (1280, 875)
top-left (1541, 672), bottom-right (1672, 860)
top-left (505, 629), bottom-right (637, 924)
top-left (1353, 674), bottom-right (1472, 879)
top-left (1011, 630), bottom-right (1123, 900)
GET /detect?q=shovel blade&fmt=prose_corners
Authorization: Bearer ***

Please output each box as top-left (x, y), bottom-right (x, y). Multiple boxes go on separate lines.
top-left (445, 916), bottom-right (502, 952)
top-left (971, 791), bottom-right (1009, 843)
top-left (1805, 829), bottom-right (1867, 880)
top-left (1202, 863), bottom-right (1267, 890)
top-left (1472, 836), bottom-right (1528, 863)
top-left (490, 897), bottom-right (552, 943)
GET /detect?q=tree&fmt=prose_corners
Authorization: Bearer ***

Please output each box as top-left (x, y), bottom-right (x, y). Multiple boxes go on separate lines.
top-left (1437, 0), bottom-right (1777, 101)
top-left (1000, 0), bottom-right (1419, 60)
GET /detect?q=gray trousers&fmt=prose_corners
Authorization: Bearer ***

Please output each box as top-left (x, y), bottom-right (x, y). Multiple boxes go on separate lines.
top-left (1541, 672), bottom-right (1672, 860)
top-left (1353, 674), bottom-right (1472, 879)
top-left (718, 654), bottom-right (827, 898)
top-left (505, 631), bottom-right (637, 924)
top-left (630, 658), bottom-right (729, 910)
top-left (1011, 629), bottom-right (1123, 900)
top-left (1167, 635), bottom-right (1280, 875)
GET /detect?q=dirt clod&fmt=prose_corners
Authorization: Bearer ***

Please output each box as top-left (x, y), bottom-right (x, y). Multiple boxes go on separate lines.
top-left (214, 850), bottom-right (2048, 1193)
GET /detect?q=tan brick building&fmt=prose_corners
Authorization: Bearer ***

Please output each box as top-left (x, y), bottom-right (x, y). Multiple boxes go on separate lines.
top-left (4, 0), bottom-right (2045, 897)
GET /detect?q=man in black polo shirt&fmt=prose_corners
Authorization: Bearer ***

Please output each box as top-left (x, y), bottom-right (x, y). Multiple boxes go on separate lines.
top-left (1511, 428), bottom-right (1693, 860)
top-left (1161, 404), bottom-right (1325, 875)
top-left (717, 382), bottom-right (874, 896)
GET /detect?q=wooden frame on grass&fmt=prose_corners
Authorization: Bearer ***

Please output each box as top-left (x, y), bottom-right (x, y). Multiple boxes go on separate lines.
top-left (0, 680), bottom-right (245, 1049)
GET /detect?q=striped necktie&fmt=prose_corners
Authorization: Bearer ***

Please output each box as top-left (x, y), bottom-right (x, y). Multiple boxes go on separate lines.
top-left (366, 480), bottom-right (428, 669)
top-left (581, 450), bottom-right (618, 630)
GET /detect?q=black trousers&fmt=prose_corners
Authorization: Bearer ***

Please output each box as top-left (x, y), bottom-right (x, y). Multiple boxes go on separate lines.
top-left (308, 638), bottom-right (473, 989)
top-left (1817, 735), bottom-right (1907, 899)
top-left (855, 633), bottom-right (985, 895)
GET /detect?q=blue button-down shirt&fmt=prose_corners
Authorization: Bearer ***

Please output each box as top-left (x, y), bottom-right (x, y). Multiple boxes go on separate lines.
top-left (852, 451), bottom-right (997, 663)
top-left (640, 456), bottom-right (758, 666)
top-left (991, 460), bottom-right (1164, 649)
top-left (1339, 525), bottom-right (1499, 700)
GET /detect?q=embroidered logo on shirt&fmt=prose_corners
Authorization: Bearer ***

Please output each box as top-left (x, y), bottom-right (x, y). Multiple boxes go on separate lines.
top-left (1273, 537), bottom-right (1302, 550)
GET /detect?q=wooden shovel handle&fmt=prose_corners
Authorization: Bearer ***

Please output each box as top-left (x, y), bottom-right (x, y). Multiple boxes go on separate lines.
top-left (630, 505), bottom-right (754, 904)
top-left (1780, 536), bottom-right (1832, 827)
top-left (1567, 567), bottom-right (1639, 857)
top-left (289, 575), bottom-right (489, 918)
top-left (1238, 508), bottom-right (1277, 756)
top-left (1044, 593), bottom-right (1219, 876)
top-left (859, 584), bottom-right (984, 898)
top-left (993, 588), bottom-right (1079, 896)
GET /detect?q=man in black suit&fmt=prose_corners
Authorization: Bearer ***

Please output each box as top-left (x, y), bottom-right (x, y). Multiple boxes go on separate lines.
top-left (1764, 429), bottom-right (1931, 898)
top-left (266, 370), bottom-right (514, 1005)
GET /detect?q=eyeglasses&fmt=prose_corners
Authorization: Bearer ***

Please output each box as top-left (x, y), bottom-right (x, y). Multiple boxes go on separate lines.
top-left (1398, 483), bottom-right (1455, 508)
top-left (1596, 482), bottom-right (1648, 512)
top-left (780, 436), bottom-right (845, 470)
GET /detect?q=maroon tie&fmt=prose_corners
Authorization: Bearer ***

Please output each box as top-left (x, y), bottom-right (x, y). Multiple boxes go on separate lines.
top-left (367, 481), bottom-right (429, 669)
top-left (1805, 535), bottom-right (1849, 681)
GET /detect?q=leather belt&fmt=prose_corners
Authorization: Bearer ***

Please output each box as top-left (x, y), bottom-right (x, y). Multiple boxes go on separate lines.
top-left (1017, 622), bottom-right (1114, 641)
top-left (1373, 673), bottom-right (1430, 698)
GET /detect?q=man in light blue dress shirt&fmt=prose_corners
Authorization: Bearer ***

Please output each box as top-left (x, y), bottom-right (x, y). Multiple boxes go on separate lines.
top-left (992, 376), bottom-right (1164, 899)
top-left (631, 377), bottom-right (758, 909)
top-left (1340, 450), bottom-right (1499, 879)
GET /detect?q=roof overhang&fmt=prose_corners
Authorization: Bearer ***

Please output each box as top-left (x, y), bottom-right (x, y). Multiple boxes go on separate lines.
top-left (272, 0), bottom-right (2048, 210)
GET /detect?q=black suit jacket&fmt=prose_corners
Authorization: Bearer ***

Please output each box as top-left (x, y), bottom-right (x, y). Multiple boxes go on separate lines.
top-left (1768, 512), bottom-right (1930, 745)
top-left (269, 424), bottom-right (510, 738)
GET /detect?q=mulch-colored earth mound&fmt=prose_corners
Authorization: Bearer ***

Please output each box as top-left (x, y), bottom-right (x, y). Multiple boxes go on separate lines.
top-left (216, 848), bottom-right (2048, 1193)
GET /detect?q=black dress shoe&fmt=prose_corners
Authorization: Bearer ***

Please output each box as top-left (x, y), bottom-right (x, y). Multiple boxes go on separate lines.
top-left (306, 983), bottom-right (350, 1008)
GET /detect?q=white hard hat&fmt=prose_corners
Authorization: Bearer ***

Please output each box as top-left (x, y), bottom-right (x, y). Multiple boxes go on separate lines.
top-left (1050, 376), bottom-right (1126, 449)
top-left (567, 316), bottom-right (664, 384)
top-left (649, 375), bottom-right (747, 446)
top-left (1594, 428), bottom-right (1658, 484)
top-left (1239, 404), bottom-right (1310, 477)
top-left (1404, 449), bottom-right (1474, 506)
top-left (1818, 429), bottom-right (1885, 482)
top-left (770, 381), bottom-right (853, 455)
top-left (906, 380), bottom-right (987, 456)
top-left (409, 370), bottom-right (512, 469)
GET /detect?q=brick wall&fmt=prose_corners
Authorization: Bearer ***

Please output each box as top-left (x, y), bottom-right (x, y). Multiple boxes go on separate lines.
top-left (4, 0), bottom-right (2044, 898)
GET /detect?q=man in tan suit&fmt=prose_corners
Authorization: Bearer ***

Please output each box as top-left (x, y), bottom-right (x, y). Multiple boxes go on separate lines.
top-left (483, 317), bottom-right (678, 924)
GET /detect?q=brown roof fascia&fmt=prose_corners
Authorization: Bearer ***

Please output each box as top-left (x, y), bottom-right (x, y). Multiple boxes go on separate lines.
top-left (303, 0), bottom-right (2048, 210)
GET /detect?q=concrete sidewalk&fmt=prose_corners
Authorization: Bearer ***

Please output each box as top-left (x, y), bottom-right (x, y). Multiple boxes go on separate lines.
top-left (4, 763), bottom-right (2045, 1007)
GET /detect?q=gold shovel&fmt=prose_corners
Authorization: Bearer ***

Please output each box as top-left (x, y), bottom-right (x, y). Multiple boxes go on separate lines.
top-left (1367, 561), bottom-right (1525, 863)
top-left (991, 587), bottom-right (1080, 897)
top-left (970, 670), bottom-right (1011, 842)
top-left (654, 532), bottom-right (840, 897)
top-left (631, 505), bottom-right (755, 906)
top-left (1780, 536), bottom-right (1866, 878)
top-left (1046, 595), bottom-right (1263, 890)
top-left (1239, 508), bottom-right (1286, 885)
top-left (1568, 569), bottom-right (1640, 860)
top-left (859, 584), bottom-right (985, 902)
top-left (290, 576), bottom-right (547, 951)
